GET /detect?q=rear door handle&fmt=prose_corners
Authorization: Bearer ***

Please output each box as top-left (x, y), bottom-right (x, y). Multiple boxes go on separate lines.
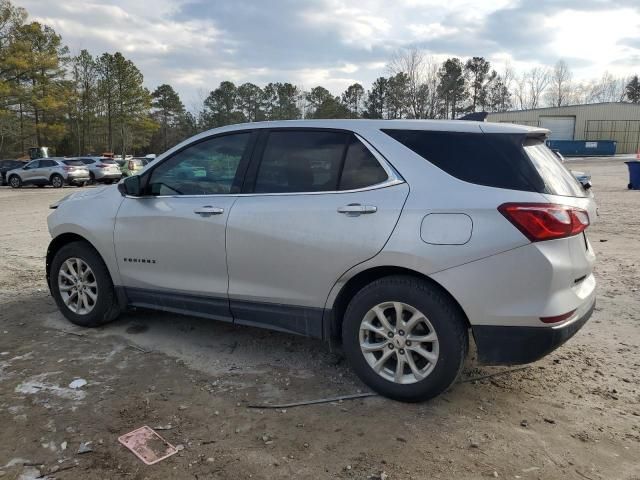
top-left (194, 206), bottom-right (224, 216)
top-left (337, 204), bottom-right (377, 216)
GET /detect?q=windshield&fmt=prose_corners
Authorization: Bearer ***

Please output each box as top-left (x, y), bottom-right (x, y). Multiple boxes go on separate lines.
top-left (523, 139), bottom-right (586, 197)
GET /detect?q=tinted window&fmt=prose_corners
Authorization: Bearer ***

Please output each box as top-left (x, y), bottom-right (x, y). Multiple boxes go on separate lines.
top-left (254, 131), bottom-right (348, 193)
top-left (148, 133), bottom-right (250, 196)
top-left (523, 139), bottom-right (585, 197)
top-left (339, 137), bottom-right (388, 190)
top-left (62, 159), bottom-right (85, 166)
top-left (383, 130), bottom-right (549, 193)
top-left (41, 160), bottom-right (58, 167)
top-left (81, 159), bottom-right (94, 164)
top-left (24, 160), bottom-right (39, 169)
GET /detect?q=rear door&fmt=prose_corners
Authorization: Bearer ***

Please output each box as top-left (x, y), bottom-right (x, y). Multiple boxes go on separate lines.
top-left (225, 129), bottom-right (409, 337)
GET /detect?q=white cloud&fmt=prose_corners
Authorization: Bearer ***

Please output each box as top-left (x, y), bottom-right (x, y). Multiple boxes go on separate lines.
top-left (15, 0), bottom-right (640, 103)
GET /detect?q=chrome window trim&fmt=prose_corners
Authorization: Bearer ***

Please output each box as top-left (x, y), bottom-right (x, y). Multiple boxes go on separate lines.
top-left (125, 130), bottom-right (405, 200)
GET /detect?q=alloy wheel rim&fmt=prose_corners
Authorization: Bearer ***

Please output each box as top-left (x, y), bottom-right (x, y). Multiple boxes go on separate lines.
top-left (359, 301), bottom-right (439, 384)
top-left (58, 258), bottom-right (98, 315)
top-left (53, 177), bottom-right (62, 187)
top-left (10, 177), bottom-right (19, 187)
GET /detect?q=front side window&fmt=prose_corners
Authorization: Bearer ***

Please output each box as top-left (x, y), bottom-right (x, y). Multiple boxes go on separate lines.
top-left (24, 160), bottom-right (40, 169)
top-left (254, 131), bottom-right (348, 193)
top-left (148, 133), bottom-right (250, 196)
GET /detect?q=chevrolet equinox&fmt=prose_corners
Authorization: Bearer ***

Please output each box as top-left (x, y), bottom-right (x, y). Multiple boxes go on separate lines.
top-left (46, 120), bottom-right (596, 402)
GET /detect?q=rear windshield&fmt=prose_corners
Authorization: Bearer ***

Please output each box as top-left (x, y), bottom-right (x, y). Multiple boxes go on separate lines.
top-left (382, 129), bottom-right (586, 197)
top-left (523, 139), bottom-right (585, 197)
top-left (63, 159), bottom-right (85, 166)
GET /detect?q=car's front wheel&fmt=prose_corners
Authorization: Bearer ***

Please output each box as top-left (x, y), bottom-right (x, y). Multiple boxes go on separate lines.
top-left (50, 241), bottom-right (121, 327)
top-left (8, 175), bottom-right (21, 188)
top-left (342, 275), bottom-right (468, 402)
top-left (50, 174), bottom-right (64, 188)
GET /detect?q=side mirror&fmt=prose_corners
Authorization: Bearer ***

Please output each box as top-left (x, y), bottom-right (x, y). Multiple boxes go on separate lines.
top-left (118, 175), bottom-right (142, 197)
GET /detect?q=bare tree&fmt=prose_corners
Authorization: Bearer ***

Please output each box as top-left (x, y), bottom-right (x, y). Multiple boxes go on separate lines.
top-left (513, 73), bottom-right (529, 110)
top-left (387, 47), bottom-right (440, 119)
top-left (527, 67), bottom-right (550, 109)
top-left (548, 60), bottom-right (572, 107)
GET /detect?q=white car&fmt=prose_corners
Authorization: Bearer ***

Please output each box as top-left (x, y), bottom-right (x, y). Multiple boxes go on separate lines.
top-left (46, 120), bottom-right (596, 402)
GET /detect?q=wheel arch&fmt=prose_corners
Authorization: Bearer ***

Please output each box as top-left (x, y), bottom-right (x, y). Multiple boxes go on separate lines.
top-left (45, 233), bottom-right (123, 307)
top-left (325, 266), bottom-right (471, 342)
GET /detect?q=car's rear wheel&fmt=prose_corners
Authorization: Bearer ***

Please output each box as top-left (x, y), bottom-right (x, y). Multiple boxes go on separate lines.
top-left (50, 174), bottom-right (64, 188)
top-left (342, 275), bottom-right (468, 402)
top-left (50, 241), bottom-right (121, 327)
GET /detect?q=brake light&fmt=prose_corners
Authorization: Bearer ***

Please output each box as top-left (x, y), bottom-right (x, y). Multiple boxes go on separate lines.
top-left (63, 166), bottom-right (73, 171)
top-left (498, 203), bottom-right (589, 242)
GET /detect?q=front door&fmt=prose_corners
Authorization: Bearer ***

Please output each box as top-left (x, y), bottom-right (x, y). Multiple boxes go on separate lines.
top-left (114, 132), bottom-right (253, 321)
top-left (21, 160), bottom-right (41, 184)
top-left (226, 129), bottom-right (409, 337)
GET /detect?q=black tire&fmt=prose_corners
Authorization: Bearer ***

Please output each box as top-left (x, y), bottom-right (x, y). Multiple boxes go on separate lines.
top-left (8, 175), bottom-right (21, 188)
top-left (49, 241), bottom-right (121, 327)
top-left (89, 172), bottom-right (96, 185)
top-left (51, 174), bottom-right (64, 188)
top-left (104, 179), bottom-right (113, 185)
top-left (342, 275), bottom-right (468, 402)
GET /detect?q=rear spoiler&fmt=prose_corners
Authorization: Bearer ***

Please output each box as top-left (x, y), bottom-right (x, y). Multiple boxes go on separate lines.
top-left (457, 112), bottom-right (488, 121)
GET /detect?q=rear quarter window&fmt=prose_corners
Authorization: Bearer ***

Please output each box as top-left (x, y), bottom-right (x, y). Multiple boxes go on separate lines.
top-left (382, 129), bottom-right (585, 197)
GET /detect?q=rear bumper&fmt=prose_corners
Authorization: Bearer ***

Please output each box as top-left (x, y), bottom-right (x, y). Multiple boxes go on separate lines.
top-left (66, 175), bottom-right (89, 184)
top-left (472, 297), bottom-right (595, 365)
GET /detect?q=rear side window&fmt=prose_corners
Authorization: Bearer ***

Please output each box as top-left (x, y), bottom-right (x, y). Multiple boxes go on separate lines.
top-left (382, 129), bottom-right (585, 197)
top-left (254, 131), bottom-right (348, 193)
top-left (339, 138), bottom-right (388, 190)
top-left (40, 160), bottom-right (57, 167)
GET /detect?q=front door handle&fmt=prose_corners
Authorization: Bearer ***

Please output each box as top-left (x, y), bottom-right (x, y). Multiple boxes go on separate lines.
top-left (337, 204), bottom-right (377, 216)
top-left (194, 206), bottom-right (224, 216)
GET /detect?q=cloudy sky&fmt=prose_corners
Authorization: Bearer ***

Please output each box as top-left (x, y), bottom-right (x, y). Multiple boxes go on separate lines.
top-left (18, 0), bottom-right (640, 105)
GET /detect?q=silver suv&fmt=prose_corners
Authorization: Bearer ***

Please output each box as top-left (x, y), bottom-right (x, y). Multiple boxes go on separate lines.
top-left (8, 158), bottom-right (90, 188)
top-left (46, 120), bottom-right (596, 401)
top-left (78, 157), bottom-right (123, 184)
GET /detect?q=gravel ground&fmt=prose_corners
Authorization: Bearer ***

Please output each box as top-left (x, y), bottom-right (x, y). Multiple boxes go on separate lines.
top-left (0, 158), bottom-right (638, 479)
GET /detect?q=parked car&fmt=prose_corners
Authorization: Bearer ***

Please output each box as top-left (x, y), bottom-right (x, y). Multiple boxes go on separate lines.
top-left (551, 149), bottom-right (593, 192)
top-left (78, 157), bottom-right (123, 184)
top-left (0, 159), bottom-right (26, 185)
top-left (46, 120), bottom-right (596, 402)
top-left (119, 158), bottom-right (146, 177)
top-left (7, 158), bottom-right (90, 188)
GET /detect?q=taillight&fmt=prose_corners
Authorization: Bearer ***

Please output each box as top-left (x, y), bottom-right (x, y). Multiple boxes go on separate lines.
top-left (96, 163), bottom-right (107, 168)
top-left (63, 166), bottom-right (73, 171)
top-left (498, 203), bottom-right (589, 242)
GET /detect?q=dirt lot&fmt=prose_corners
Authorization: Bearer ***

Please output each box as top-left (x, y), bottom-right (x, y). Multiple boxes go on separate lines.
top-left (0, 158), bottom-right (639, 480)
